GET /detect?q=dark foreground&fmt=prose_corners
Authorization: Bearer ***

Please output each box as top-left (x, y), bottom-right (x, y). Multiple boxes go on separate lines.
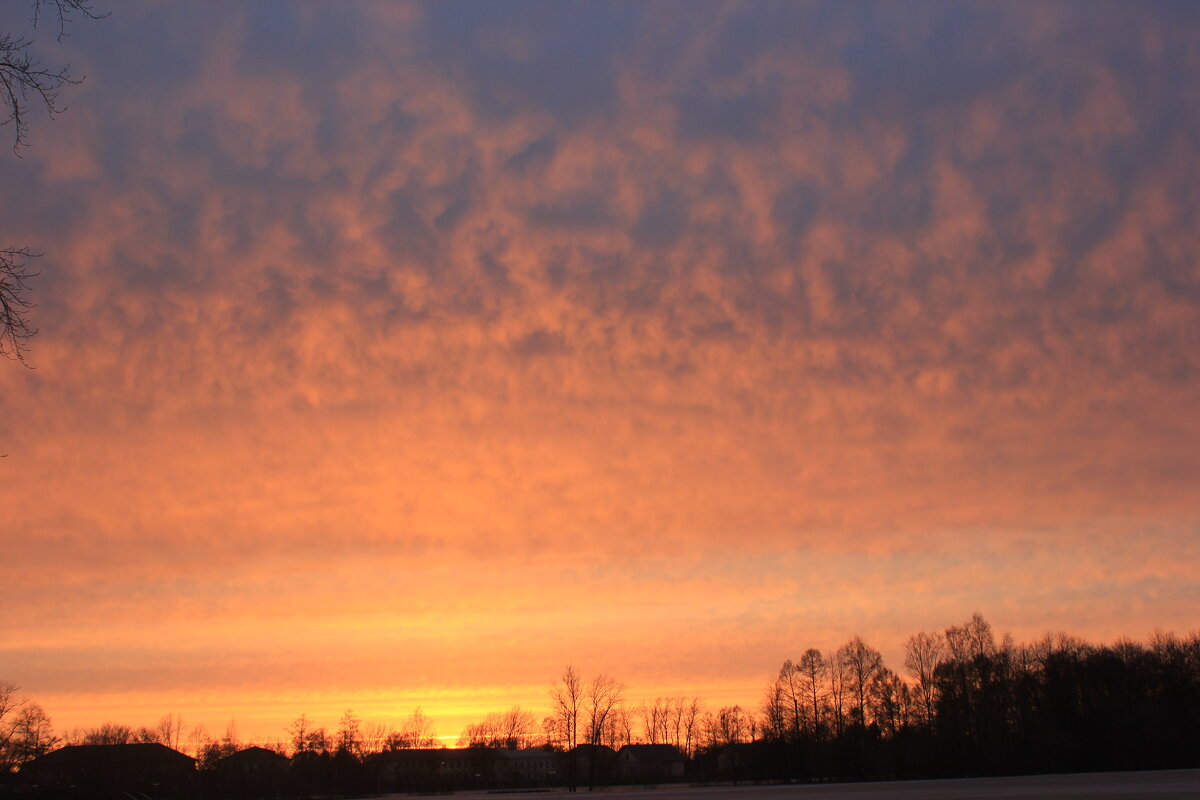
top-left (410, 769), bottom-right (1200, 800)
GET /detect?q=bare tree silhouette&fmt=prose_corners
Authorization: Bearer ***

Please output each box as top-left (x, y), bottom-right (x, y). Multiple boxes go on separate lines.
top-left (1, 1), bottom-right (105, 365)
top-left (0, 247), bottom-right (36, 362)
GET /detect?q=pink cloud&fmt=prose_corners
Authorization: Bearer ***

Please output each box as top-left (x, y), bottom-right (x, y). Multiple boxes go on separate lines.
top-left (1, 0), bottom-right (1198, 740)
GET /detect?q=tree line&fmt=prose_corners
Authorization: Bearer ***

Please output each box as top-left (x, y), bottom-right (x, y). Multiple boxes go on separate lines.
top-left (3, 614), bottom-right (1199, 791)
top-left (753, 614), bottom-right (1200, 781)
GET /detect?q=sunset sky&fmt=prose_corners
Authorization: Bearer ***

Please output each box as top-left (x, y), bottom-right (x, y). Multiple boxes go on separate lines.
top-left (1, 1), bottom-right (1198, 744)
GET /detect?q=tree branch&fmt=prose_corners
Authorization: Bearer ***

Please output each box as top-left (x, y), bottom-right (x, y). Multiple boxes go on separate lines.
top-left (0, 247), bottom-right (39, 364)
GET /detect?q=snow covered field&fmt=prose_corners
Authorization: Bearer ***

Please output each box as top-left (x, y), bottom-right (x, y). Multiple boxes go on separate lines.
top-left (433, 769), bottom-right (1200, 799)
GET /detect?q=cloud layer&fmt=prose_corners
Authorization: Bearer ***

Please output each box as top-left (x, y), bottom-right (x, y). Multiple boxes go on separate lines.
top-left (1, 1), bottom-right (1198, 738)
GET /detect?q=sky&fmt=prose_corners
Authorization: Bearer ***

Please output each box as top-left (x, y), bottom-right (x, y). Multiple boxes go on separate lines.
top-left (1, 0), bottom-right (1198, 745)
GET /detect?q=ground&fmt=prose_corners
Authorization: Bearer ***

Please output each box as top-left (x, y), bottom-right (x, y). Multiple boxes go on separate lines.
top-left (384, 769), bottom-right (1200, 800)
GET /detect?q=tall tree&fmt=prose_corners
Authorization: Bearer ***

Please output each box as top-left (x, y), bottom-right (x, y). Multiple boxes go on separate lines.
top-left (287, 714), bottom-right (312, 755)
top-left (604, 705), bottom-right (633, 750)
top-left (798, 648), bottom-right (827, 739)
top-left (69, 722), bottom-right (134, 746)
top-left (827, 648), bottom-right (847, 737)
top-left (837, 637), bottom-right (884, 728)
top-left (337, 710), bottom-right (363, 757)
top-left (637, 697), bottom-right (667, 744)
top-left (584, 673), bottom-right (624, 748)
top-left (288, 714), bottom-right (330, 756)
top-left (705, 705), bottom-right (752, 748)
top-left (945, 613), bottom-right (995, 664)
top-left (458, 707), bottom-right (538, 749)
top-left (777, 660), bottom-right (805, 743)
top-left (0, 247), bottom-right (36, 362)
top-left (678, 697), bottom-right (703, 757)
top-left (905, 631), bottom-right (945, 728)
top-left (154, 713), bottom-right (185, 751)
top-left (387, 707), bottom-right (438, 749)
top-left (2, 1), bottom-right (105, 363)
top-left (870, 668), bottom-right (910, 737)
top-left (548, 664), bottom-right (582, 752)
top-left (760, 679), bottom-right (788, 743)
top-left (0, 684), bottom-right (57, 774)
top-left (12, 704), bottom-right (57, 765)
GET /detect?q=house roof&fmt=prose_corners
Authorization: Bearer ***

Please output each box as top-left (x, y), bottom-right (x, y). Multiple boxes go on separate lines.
top-left (378, 747), bottom-right (469, 763)
top-left (496, 748), bottom-right (555, 761)
top-left (618, 744), bottom-right (685, 762)
top-left (220, 746), bottom-right (288, 764)
top-left (31, 743), bottom-right (195, 767)
top-left (568, 744), bottom-right (616, 755)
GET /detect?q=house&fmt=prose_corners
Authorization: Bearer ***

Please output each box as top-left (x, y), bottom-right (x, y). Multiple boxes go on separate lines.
top-left (564, 743), bottom-right (617, 787)
top-left (216, 746), bottom-right (289, 799)
top-left (713, 741), bottom-right (772, 783)
top-left (23, 743), bottom-right (196, 799)
top-left (615, 743), bottom-right (687, 783)
top-left (493, 748), bottom-right (558, 786)
top-left (375, 747), bottom-right (477, 791)
top-left (375, 747), bottom-right (559, 791)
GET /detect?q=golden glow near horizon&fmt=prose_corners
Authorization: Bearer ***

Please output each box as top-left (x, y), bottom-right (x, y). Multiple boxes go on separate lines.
top-left (1, 1), bottom-right (1199, 744)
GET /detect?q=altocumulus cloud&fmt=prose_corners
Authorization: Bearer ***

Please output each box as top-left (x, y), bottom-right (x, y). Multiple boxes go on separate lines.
top-left (0, 0), bottom-right (1198, 735)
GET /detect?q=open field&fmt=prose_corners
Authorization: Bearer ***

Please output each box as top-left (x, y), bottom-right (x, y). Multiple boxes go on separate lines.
top-left (425, 769), bottom-right (1200, 800)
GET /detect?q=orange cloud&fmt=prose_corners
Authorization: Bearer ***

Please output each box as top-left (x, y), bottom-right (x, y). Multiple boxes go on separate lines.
top-left (1, 0), bottom-right (1198, 741)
